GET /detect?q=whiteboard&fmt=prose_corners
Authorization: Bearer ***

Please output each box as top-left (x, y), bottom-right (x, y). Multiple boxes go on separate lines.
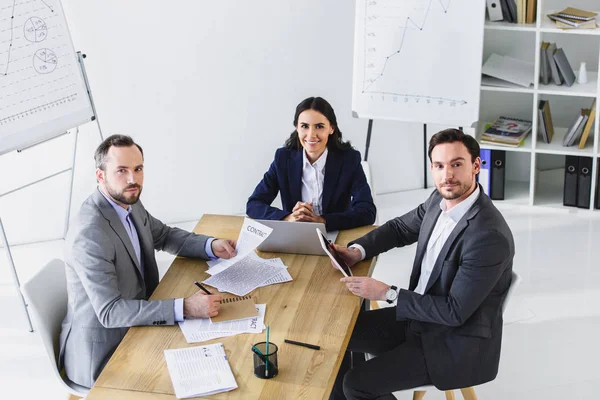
top-left (352, 0), bottom-right (486, 127)
top-left (0, 0), bottom-right (93, 155)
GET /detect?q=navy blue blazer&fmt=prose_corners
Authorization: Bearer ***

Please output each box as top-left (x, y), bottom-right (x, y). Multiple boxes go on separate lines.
top-left (246, 147), bottom-right (376, 231)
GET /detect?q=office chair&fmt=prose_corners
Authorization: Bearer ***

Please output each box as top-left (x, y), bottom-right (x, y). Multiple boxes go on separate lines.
top-left (361, 160), bottom-right (378, 225)
top-left (370, 270), bottom-right (522, 399)
top-left (21, 259), bottom-right (89, 398)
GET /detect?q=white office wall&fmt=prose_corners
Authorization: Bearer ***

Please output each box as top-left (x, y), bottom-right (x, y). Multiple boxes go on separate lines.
top-left (0, 0), bottom-right (466, 248)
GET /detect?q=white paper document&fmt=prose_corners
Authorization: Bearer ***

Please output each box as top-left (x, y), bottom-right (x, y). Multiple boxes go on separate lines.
top-left (203, 255), bottom-right (285, 296)
top-left (207, 218), bottom-right (273, 275)
top-left (481, 53), bottom-right (534, 88)
top-left (247, 253), bottom-right (293, 287)
top-left (164, 343), bottom-right (237, 398)
top-left (179, 304), bottom-right (266, 344)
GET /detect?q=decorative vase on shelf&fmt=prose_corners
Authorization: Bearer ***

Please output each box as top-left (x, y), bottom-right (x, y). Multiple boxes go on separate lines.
top-left (577, 62), bottom-right (588, 84)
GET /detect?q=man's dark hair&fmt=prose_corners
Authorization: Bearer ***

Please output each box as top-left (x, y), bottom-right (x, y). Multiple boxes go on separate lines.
top-left (284, 96), bottom-right (352, 151)
top-left (428, 128), bottom-right (480, 163)
top-left (94, 134), bottom-right (144, 170)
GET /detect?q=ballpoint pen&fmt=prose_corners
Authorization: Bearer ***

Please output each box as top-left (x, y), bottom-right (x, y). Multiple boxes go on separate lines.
top-left (194, 281), bottom-right (212, 295)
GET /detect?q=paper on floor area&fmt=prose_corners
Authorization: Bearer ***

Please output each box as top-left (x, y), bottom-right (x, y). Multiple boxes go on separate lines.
top-left (206, 218), bottom-right (273, 275)
top-left (164, 343), bottom-right (237, 398)
top-left (179, 304), bottom-right (266, 343)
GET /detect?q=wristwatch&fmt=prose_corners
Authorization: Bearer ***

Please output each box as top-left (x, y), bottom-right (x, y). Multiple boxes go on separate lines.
top-left (385, 285), bottom-right (398, 304)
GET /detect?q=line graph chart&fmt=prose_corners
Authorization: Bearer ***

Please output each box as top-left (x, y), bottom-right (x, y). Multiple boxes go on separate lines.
top-left (352, 0), bottom-right (486, 127)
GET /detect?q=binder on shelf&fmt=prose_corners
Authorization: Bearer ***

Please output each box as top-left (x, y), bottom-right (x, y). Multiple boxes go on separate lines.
top-left (542, 100), bottom-right (555, 143)
top-left (577, 157), bottom-right (593, 209)
top-left (479, 149), bottom-right (492, 196)
top-left (490, 150), bottom-right (506, 200)
top-left (596, 159), bottom-right (600, 210)
top-left (563, 156), bottom-right (579, 207)
top-left (578, 99), bottom-right (596, 149)
top-left (537, 102), bottom-right (548, 143)
top-left (546, 43), bottom-right (562, 85)
top-left (486, 0), bottom-right (503, 21)
top-left (540, 42), bottom-right (550, 85)
top-left (563, 110), bottom-right (587, 147)
top-left (526, 0), bottom-right (536, 24)
top-left (553, 48), bottom-right (576, 87)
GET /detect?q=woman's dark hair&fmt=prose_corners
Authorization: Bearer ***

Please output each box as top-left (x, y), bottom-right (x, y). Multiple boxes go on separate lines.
top-left (284, 97), bottom-right (352, 151)
top-left (428, 128), bottom-right (480, 163)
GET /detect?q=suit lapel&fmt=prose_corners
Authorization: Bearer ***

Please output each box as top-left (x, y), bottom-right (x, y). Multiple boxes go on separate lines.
top-left (288, 151), bottom-right (303, 206)
top-left (423, 197), bottom-right (483, 293)
top-left (92, 189), bottom-right (142, 278)
top-left (322, 150), bottom-right (341, 212)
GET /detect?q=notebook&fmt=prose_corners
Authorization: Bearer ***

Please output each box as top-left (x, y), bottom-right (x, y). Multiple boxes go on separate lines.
top-left (210, 295), bottom-right (258, 323)
top-left (556, 7), bottom-right (597, 21)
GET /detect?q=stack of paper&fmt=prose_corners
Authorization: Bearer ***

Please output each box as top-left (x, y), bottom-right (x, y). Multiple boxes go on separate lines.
top-left (547, 8), bottom-right (598, 30)
top-left (204, 218), bottom-right (293, 296)
top-left (481, 116), bottom-right (532, 148)
top-left (179, 304), bottom-right (266, 343)
top-left (164, 343), bottom-right (237, 398)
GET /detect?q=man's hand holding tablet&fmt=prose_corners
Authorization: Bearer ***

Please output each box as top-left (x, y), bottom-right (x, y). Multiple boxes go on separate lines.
top-left (316, 229), bottom-right (392, 301)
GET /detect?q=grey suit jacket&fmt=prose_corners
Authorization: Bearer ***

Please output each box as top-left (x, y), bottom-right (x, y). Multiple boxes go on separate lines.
top-left (351, 185), bottom-right (514, 390)
top-left (59, 188), bottom-right (211, 388)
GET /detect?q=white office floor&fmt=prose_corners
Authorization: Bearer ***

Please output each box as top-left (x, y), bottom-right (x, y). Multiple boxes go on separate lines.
top-left (1, 189), bottom-right (600, 399)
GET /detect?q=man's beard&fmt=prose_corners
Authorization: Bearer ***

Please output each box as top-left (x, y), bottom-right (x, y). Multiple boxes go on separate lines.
top-left (107, 183), bottom-right (142, 205)
top-left (436, 180), bottom-right (471, 200)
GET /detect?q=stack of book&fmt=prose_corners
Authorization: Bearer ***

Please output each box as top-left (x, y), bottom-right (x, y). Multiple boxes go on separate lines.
top-left (539, 42), bottom-right (576, 87)
top-left (562, 98), bottom-right (596, 148)
top-left (481, 116), bottom-right (532, 148)
top-left (547, 8), bottom-right (598, 30)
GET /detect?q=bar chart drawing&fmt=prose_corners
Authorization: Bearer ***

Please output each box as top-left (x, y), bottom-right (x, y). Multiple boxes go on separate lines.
top-left (352, 0), bottom-right (486, 127)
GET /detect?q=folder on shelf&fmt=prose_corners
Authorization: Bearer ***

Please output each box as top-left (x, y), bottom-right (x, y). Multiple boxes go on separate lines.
top-left (526, 0), bottom-right (536, 24)
top-left (554, 19), bottom-right (598, 29)
top-left (595, 160), bottom-right (600, 210)
top-left (542, 100), bottom-right (555, 143)
top-left (563, 110), bottom-right (587, 147)
top-left (479, 149), bottom-right (492, 196)
top-left (563, 155), bottom-right (579, 207)
top-left (578, 99), bottom-right (596, 149)
top-left (577, 157), bottom-right (593, 209)
top-left (553, 48), bottom-right (576, 87)
top-left (505, 0), bottom-right (517, 23)
top-left (540, 42), bottom-right (550, 85)
top-left (486, 0), bottom-right (503, 21)
top-left (490, 150), bottom-right (506, 200)
top-left (546, 43), bottom-right (562, 85)
top-left (538, 102), bottom-right (548, 143)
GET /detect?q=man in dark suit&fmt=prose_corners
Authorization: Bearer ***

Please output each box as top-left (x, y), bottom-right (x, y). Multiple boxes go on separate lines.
top-left (330, 129), bottom-right (514, 399)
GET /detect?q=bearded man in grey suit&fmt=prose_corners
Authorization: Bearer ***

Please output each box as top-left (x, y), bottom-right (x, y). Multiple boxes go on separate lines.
top-left (59, 134), bottom-right (237, 388)
top-left (330, 129), bottom-right (515, 400)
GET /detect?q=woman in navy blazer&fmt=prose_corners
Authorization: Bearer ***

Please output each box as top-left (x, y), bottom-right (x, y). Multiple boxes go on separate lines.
top-left (246, 97), bottom-right (376, 231)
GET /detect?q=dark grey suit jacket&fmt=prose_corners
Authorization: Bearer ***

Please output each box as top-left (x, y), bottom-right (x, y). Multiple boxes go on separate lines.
top-left (351, 186), bottom-right (514, 390)
top-left (59, 188), bottom-right (211, 388)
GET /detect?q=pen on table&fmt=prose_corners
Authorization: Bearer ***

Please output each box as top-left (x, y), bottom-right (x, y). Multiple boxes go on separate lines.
top-left (194, 281), bottom-right (212, 295)
top-left (284, 339), bottom-right (321, 350)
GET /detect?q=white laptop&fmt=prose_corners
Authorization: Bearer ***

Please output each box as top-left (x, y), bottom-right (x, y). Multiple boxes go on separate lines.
top-left (255, 220), bottom-right (339, 255)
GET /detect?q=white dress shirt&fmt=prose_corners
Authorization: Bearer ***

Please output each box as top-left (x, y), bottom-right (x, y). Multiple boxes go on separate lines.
top-left (414, 186), bottom-right (480, 294)
top-left (301, 148), bottom-right (328, 216)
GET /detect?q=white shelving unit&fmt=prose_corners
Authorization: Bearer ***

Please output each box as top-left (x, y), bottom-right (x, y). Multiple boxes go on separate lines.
top-left (480, 0), bottom-right (600, 211)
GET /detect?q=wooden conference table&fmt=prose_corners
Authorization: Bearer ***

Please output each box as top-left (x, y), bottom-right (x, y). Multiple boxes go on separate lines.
top-left (87, 214), bottom-right (376, 400)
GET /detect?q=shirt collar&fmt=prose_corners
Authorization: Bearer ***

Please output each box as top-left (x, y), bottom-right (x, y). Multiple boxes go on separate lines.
top-left (302, 147), bottom-right (328, 170)
top-left (99, 188), bottom-right (132, 220)
top-left (439, 184), bottom-right (480, 223)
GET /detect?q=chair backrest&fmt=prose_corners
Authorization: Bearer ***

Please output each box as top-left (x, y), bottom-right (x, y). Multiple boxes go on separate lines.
top-left (361, 160), bottom-right (378, 224)
top-left (21, 259), bottom-right (87, 395)
top-left (502, 270), bottom-right (521, 315)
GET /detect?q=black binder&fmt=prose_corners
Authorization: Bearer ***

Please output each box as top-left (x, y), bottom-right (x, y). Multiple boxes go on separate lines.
top-left (596, 158), bottom-right (600, 209)
top-left (577, 156), bottom-right (592, 209)
top-left (563, 155), bottom-right (579, 207)
top-left (490, 150), bottom-right (506, 200)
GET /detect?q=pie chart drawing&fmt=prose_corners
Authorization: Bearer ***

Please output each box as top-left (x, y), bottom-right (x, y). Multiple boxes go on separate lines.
top-left (24, 17), bottom-right (48, 43)
top-left (33, 48), bottom-right (58, 74)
